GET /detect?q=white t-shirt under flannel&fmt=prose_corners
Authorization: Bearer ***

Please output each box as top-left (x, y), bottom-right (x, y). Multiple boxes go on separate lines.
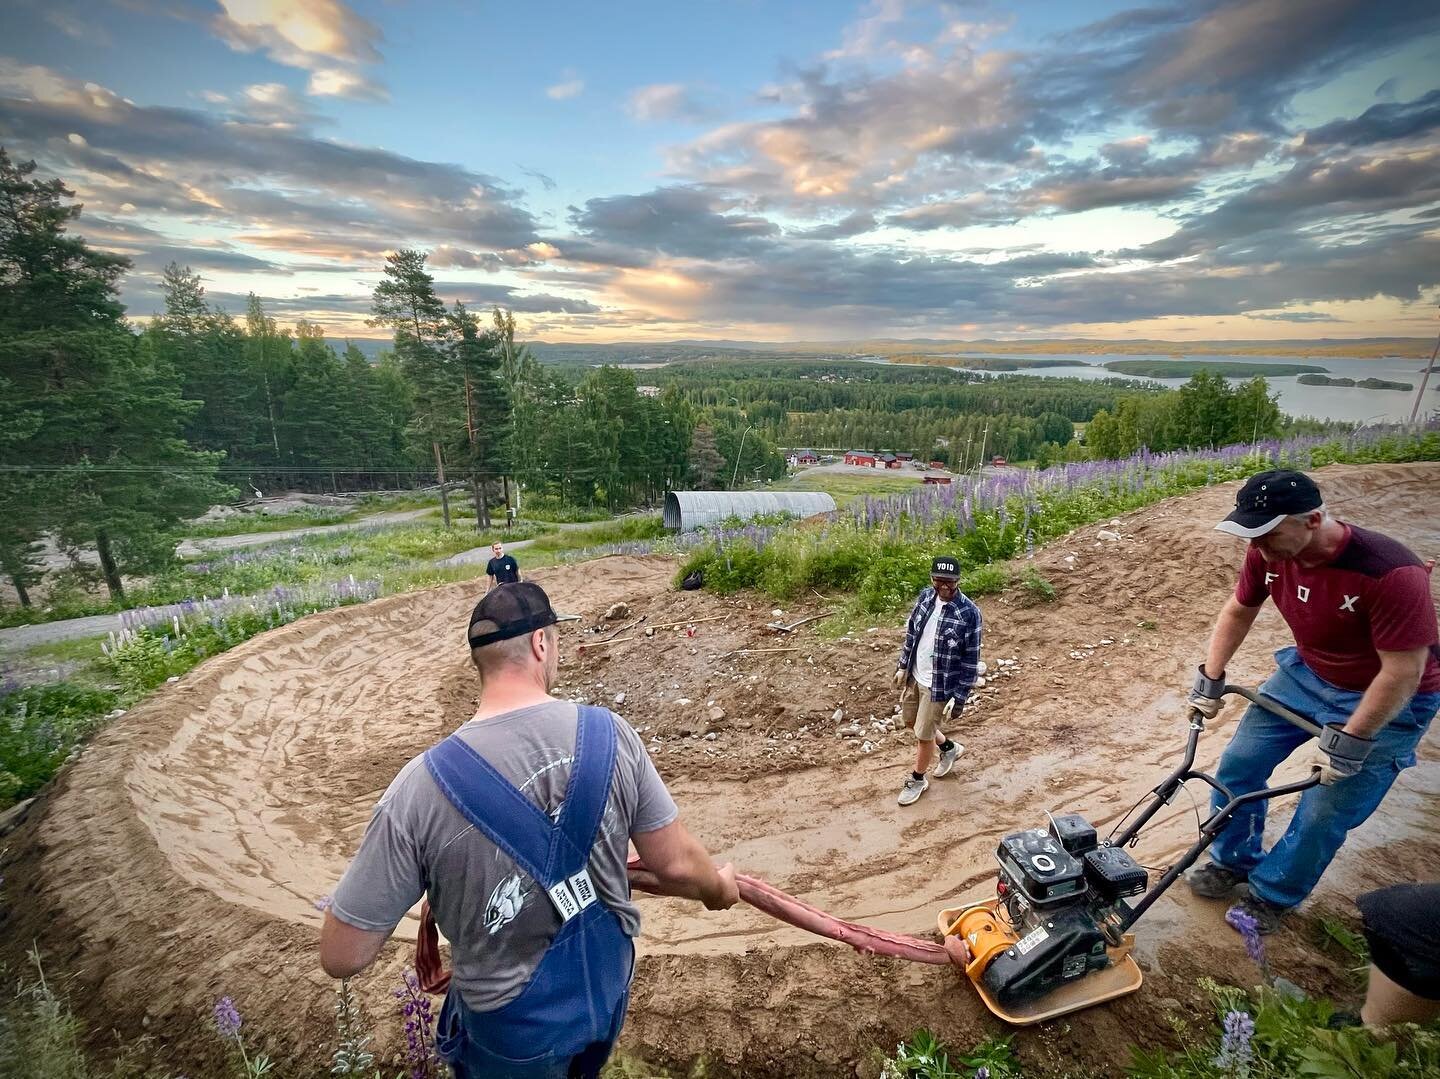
top-left (913, 603), bottom-right (942, 689)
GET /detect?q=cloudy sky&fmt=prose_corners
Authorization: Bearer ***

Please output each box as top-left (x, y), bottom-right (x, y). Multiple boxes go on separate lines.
top-left (1, 0), bottom-right (1437, 343)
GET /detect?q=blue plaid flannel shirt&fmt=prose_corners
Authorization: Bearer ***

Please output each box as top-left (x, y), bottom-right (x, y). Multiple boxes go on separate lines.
top-left (897, 586), bottom-right (983, 703)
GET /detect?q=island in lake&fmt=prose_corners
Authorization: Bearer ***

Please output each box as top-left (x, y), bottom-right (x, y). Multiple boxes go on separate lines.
top-left (947, 357), bottom-right (1081, 371)
top-left (1103, 359), bottom-right (1328, 378)
top-left (1297, 374), bottom-right (1414, 391)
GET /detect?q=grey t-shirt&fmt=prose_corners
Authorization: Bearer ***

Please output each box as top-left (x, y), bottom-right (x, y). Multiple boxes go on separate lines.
top-left (331, 701), bottom-right (678, 1011)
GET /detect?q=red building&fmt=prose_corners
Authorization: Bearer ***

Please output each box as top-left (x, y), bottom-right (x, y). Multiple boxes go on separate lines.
top-left (844, 450), bottom-right (877, 467)
top-left (922, 475), bottom-right (953, 485)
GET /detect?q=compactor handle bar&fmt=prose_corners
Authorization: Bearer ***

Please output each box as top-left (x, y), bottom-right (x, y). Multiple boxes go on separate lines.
top-left (1109, 685), bottom-right (1323, 932)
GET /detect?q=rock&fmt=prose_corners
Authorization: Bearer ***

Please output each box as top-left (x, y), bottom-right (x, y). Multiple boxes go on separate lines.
top-left (708, 706), bottom-right (726, 723)
top-left (165, 675), bottom-right (180, 683)
top-left (832, 707), bottom-right (845, 723)
top-left (675, 697), bottom-right (693, 707)
top-left (736, 720), bottom-right (753, 730)
top-left (837, 724), bottom-right (862, 738)
top-left (975, 660), bottom-right (988, 675)
top-left (861, 740), bottom-right (875, 753)
top-left (604, 602), bottom-right (631, 620)
top-left (703, 732), bottom-right (718, 741)
top-left (614, 691), bottom-right (626, 705)
top-left (771, 609), bottom-right (784, 618)
top-left (1098, 529), bottom-right (1121, 542)
top-left (973, 676), bottom-right (987, 688)
top-left (0, 797), bottom-right (36, 836)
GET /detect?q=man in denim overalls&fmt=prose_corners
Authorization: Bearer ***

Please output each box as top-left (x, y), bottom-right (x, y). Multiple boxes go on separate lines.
top-left (320, 582), bottom-right (739, 1076)
top-left (1184, 470), bottom-right (1440, 935)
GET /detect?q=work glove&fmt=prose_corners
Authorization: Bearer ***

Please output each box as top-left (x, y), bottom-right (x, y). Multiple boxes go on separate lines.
top-left (893, 668), bottom-right (907, 688)
top-left (1187, 664), bottom-right (1226, 719)
top-left (1313, 724), bottom-right (1375, 785)
top-left (943, 697), bottom-right (960, 719)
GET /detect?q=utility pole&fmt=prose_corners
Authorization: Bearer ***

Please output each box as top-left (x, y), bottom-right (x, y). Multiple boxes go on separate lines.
top-left (1407, 305), bottom-right (1439, 427)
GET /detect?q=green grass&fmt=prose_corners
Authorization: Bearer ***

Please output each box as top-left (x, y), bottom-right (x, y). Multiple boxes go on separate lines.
top-left (1017, 565), bottom-right (1057, 602)
top-left (777, 470), bottom-right (927, 504)
top-left (0, 683), bottom-right (119, 806)
top-left (526, 516), bottom-right (666, 552)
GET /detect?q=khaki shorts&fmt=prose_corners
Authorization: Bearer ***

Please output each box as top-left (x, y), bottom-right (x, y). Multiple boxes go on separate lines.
top-left (899, 674), bottom-right (945, 741)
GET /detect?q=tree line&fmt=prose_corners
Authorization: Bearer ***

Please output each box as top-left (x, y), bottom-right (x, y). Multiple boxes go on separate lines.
top-left (0, 150), bottom-right (784, 606)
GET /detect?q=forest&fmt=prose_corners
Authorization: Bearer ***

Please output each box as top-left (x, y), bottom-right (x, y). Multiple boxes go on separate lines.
top-left (0, 149), bottom-right (1326, 608)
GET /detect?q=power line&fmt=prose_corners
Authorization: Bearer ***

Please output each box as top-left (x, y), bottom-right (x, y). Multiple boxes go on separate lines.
top-left (0, 464), bottom-right (621, 476)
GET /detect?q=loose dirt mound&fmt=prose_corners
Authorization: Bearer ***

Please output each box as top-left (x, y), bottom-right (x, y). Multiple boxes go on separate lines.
top-left (3, 465), bottom-right (1438, 1076)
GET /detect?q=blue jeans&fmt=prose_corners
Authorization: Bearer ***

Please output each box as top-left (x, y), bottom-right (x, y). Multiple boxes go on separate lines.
top-left (1209, 647), bottom-right (1438, 909)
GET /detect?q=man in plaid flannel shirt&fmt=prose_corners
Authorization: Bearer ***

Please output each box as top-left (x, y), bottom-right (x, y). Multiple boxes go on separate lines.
top-left (892, 555), bottom-right (984, 805)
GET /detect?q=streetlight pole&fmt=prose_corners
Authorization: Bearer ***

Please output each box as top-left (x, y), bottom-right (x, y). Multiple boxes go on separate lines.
top-left (732, 423), bottom-right (754, 489)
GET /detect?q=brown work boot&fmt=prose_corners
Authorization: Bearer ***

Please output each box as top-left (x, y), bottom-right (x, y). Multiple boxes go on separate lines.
top-left (1187, 862), bottom-right (1247, 899)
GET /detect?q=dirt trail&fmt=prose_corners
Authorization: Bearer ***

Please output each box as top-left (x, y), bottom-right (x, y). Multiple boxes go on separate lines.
top-left (2, 463), bottom-right (1438, 1077)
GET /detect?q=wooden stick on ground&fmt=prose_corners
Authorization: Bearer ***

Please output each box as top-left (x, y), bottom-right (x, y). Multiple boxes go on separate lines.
top-left (601, 615), bottom-right (646, 641)
top-left (721, 646), bottom-right (801, 658)
top-left (577, 636), bottom-right (635, 653)
top-left (645, 613), bottom-right (727, 632)
top-left (767, 611), bottom-right (832, 633)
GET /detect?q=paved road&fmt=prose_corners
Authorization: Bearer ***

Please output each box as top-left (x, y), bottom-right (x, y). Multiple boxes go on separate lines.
top-left (437, 520), bottom-right (604, 567)
top-left (176, 508), bottom-right (434, 557)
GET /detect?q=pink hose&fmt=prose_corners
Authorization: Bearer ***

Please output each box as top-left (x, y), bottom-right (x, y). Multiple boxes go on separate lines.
top-left (416, 859), bottom-right (964, 994)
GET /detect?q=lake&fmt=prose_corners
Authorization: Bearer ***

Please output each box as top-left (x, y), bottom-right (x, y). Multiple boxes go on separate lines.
top-left (932, 353), bottom-right (1438, 423)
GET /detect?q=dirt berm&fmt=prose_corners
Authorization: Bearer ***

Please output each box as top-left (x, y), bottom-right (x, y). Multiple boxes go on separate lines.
top-left (2, 463), bottom-right (1437, 1077)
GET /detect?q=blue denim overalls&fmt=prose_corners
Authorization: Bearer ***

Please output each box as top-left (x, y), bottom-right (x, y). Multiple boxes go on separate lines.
top-left (428, 705), bottom-right (634, 1078)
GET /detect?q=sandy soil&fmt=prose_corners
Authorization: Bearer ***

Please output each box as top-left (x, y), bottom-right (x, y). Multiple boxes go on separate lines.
top-left (2, 462), bottom-right (1438, 1077)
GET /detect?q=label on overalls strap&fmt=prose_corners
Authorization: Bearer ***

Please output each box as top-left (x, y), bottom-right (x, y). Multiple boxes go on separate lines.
top-left (547, 880), bottom-right (582, 921)
top-left (1015, 926), bottom-right (1049, 956)
top-left (567, 869), bottom-right (598, 910)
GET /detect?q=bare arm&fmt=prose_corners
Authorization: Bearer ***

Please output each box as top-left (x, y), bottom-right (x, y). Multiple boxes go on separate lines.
top-left (319, 910), bottom-right (389, 979)
top-left (630, 819), bottom-right (738, 910)
top-left (1202, 596), bottom-right (1264, 679)
top-left (1343, 647), bottom-right (1427, 739)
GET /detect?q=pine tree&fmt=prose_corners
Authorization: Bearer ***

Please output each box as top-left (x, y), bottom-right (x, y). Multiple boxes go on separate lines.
top-left (447, 303), bottom-right (512, 528)
top-left (369, 250), bottom-right (458, 524)
top-left (687, 424), bottom-right (724, 488)
top-left (0, 149), bottom-right (229, 600)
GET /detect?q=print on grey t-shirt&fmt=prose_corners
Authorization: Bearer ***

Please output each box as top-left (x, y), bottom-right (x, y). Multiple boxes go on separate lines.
top-left (330, 700), bottom-right (678, 1012)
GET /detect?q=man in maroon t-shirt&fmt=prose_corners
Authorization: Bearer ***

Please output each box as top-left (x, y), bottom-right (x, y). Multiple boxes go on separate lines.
top-left (1184, 469), bottom-right (1440, 934)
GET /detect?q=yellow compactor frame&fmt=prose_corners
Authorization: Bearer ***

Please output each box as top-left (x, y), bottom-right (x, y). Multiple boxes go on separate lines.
top-left (937, 901), bottom-right (1144, 1025)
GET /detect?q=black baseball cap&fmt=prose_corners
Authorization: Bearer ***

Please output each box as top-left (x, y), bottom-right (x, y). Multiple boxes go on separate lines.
top-left (1215, 469), bottom-right (1322, 539)
top-left (468, 582), bottom-right (575, 648)
top-left (931, 555), bottom-right (961, 580)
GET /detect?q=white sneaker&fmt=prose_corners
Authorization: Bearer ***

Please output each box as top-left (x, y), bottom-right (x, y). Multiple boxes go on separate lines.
top-left (898, 775), bottom-right (929, 806)
top-left (934, 742), bottom-right (964, 778)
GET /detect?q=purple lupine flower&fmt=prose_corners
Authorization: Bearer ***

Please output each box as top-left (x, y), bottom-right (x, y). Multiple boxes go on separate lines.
top-left (1213, 1008), bottom-right (1255, 1072)
top-left (974, 1068), bottom-right (990, 1079)
top-left (1225, 905), bottom-right (1266, 967)
top-left (213, 996), bottom-right (242, 1038)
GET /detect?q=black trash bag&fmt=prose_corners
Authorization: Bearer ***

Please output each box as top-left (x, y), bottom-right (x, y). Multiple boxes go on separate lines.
top-left (681, 570), bottom-right (704, 591)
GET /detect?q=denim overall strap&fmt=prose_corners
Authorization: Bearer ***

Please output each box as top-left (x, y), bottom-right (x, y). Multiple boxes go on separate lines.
top-left (427, 706), bottom-right (631, 1076)
top-left (424, 705), bottom-right (616, 888)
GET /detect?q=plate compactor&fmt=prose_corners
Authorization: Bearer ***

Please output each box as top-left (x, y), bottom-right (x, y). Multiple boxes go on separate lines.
top-left (939, 685), bottom-right (1324, 1024)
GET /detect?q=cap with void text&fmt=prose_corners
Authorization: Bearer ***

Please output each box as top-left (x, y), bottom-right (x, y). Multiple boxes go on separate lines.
top-left (931, 555), bottom-right (961, 580)
top-left (1214, 469), bottom-right (1322, 539)
top-left (467, 582), bottom-right (578, 649)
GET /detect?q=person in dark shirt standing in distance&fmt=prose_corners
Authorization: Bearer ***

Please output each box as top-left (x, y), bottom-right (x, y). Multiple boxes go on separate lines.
top-left (486, 541), bottom-right (520, 592)
top-left (892, 555), bottom-right (983, 805)
top-left (1184, 470), bottom-right (1440, 934)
